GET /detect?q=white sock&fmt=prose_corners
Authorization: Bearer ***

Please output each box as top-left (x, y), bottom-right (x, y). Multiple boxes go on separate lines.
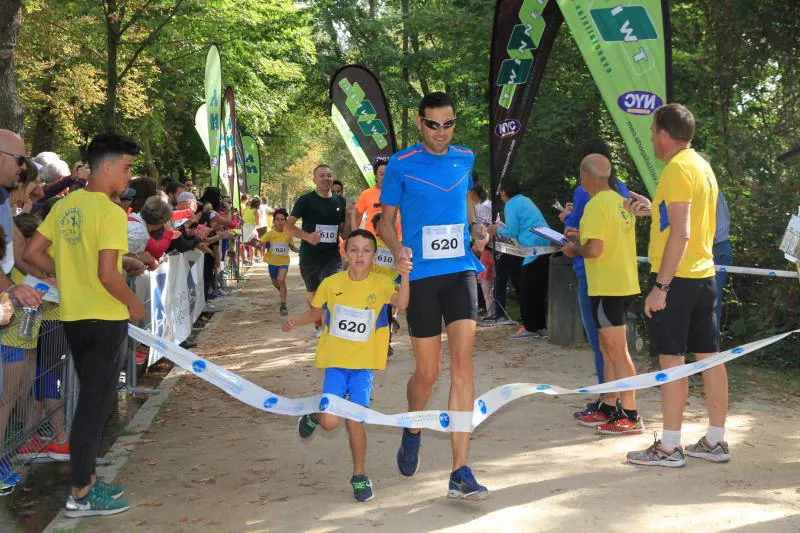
top-left (705, 426), bottom-right (725, 446)
top-left (661, 429), bottom-right (681, 451)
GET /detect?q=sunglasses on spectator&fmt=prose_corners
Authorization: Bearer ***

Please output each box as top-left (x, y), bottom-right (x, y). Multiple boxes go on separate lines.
top-left (420, 117), bottom-right (457, 130)
top-left (0, 150), bottom-right (27, 167)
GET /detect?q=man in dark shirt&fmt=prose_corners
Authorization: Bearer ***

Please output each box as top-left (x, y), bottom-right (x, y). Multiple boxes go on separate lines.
top-left (286, 164), bottom-right (350, 335)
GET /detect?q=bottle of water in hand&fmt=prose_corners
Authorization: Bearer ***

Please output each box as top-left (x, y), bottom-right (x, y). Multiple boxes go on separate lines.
top-left (19, 307), bottom-right (40, 339)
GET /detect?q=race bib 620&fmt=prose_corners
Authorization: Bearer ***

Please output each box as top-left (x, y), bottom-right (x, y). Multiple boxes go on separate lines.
top-left (330, 305), bottom-right (373, 342)
top-left (422, 224), bottom-right (465, 259)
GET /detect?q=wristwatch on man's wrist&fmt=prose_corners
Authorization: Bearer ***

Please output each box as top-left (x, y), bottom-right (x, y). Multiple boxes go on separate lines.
top-left (654, 281), bottom-right (670, 293)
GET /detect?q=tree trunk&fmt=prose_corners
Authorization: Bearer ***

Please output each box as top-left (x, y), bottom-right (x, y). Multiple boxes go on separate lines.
top-left (401, 0), bottom-right (409, 148)
top-left (104, 0), bottom-right (121, 133)
top-left (0, 0), bottom-right (24, 135)
top-left (31, 72), bottom-right (57, 154)
top-left (141, 136), bottom-right (160, 179)
top-left (369, 0), bottom-right (377, 18)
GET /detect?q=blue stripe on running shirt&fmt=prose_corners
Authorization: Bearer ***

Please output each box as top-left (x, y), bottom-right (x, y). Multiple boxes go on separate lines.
top-left (380, 144), bottom-right (483, 281)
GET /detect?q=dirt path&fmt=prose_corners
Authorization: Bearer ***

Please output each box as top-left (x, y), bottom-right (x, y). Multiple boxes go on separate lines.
top-left (72, 264), bottom-right (800, 532)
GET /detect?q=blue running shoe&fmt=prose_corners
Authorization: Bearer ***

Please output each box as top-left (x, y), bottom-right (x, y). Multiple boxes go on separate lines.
top-left (448, 466), bottom-right (489, 500)
top-left (396, 428), bottom-right (421, 477)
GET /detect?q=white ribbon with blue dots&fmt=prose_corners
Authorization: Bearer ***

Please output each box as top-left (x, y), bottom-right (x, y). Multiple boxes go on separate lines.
top-left (128, 325), bottom-right (799, 433)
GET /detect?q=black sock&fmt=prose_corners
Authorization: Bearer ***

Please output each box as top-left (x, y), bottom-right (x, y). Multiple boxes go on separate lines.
top-left (599, 402), bottom-right (616, 417)
top-left (622, 408), bottom-right (639, 420)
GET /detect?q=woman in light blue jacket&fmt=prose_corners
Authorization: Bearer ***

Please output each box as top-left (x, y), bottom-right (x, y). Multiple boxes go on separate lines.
top-left (489, 179), bottom-right (550, 339)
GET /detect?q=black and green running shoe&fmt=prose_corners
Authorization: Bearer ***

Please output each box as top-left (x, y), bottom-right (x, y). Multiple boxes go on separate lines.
top-left (298, 414), bottom-right (318, 439)
top-left (351, 474), bottom-right (375, 502)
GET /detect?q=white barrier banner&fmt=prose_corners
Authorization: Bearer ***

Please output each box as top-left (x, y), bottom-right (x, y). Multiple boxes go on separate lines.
top-left (186, 250), bottom-right (205, 324)
top-left (148, 254), bottom-right (193, 366)
top-left (128, 324), bottom-right (799, 433)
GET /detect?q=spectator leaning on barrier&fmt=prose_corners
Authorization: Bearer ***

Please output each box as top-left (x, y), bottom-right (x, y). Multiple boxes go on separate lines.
top-left (25, 131), bottom-right (145, 517)
top-left (2, 214), bottom-right (69, 474)
top-left (562, 154), bottom-right (644, 435)
top-left (624, 103), bottom-right (728, 468)
top-left (489, 179), bottom-right (551, 339)
top-left (0, 130), bottom-right (44, 309)
top-left (564, 138), bottom-right (630, 420)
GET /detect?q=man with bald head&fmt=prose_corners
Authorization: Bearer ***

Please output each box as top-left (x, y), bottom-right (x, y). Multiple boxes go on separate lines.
top-left (0, 129), bottom-right (43, 307)
top-left (562, 153), bottom-right (644, 435)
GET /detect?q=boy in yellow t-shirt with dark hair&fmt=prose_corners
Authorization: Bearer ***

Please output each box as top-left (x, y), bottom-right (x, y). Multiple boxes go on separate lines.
top-left (282, 229), bottom-right (411, 502)
top-left (260, 208), bottom-right (298, 315)
top-left (25, 132), bottom-right (145, 518)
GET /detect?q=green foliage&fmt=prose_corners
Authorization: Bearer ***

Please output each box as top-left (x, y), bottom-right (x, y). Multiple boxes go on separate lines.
top-left (13, 0), bottom-right (799, 364)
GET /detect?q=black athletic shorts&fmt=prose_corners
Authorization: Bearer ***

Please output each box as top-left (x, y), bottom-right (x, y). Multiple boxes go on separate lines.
top-left (407, 271), bottom-right (478, 338)
top-left (646, 274), bottom-right (718, 357)
top-left (590, 295), bottom-right (633, 329)
top-left (299, 257), bottom-right (342, 293)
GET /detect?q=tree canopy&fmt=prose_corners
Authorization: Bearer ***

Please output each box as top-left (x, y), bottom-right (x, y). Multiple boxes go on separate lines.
top-left (3, 0), bottom-right (798, 362)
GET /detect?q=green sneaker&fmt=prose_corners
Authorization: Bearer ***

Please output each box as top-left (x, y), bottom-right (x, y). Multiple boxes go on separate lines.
top-left (94, 477), bottom-right (125, 499)
top-left (298, 414), bottom-right (318, 439)
top-left (65, 485), bottom-right (130, 518)
top-left (0, 480), bottom-right (16, 497)
top-left (351, 474), bottom-right (375, 502)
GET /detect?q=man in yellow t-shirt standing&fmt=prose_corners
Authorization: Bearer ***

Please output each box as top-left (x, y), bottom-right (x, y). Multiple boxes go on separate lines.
top-left (562, 154), bottom-right (643, 436)
top-left (25, 133), bottom-right (145, 517)
top-left (624, 104), bottom-right (727, 468)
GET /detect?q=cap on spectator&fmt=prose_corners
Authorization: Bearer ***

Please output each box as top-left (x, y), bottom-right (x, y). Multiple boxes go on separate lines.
top-left (120, 188), bottom-right (137, 200)
top-left (176, 191), bottom-right (197, 203)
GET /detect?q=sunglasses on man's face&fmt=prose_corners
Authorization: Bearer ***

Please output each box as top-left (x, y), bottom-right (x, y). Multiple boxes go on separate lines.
top-left (420, 117), bottom-right (457, 131)
top-left (0, 150), bottom-right (27, 167)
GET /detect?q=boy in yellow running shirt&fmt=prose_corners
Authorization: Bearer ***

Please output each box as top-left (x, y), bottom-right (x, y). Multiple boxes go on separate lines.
top-left (282, 229), bottom-right (411, 502)
top-left (260, 208), bottom-right (298, 315)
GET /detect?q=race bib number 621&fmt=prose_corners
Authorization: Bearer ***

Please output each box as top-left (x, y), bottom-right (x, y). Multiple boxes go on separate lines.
top-left (422, 224), bottom-right (465, 259)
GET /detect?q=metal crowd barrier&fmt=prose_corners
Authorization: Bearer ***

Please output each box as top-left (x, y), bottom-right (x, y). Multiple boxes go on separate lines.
top-left (222, 236), bottom-right (242, 287)
top-left (1, 316), bottom-right (76, 484)
top-left (0, 245), bottom-right (222, 488)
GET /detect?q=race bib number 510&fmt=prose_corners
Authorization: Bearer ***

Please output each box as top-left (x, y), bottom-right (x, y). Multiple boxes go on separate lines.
top-left (422, 224), bottom-right (465, 259)
top-left (315, 224), bottom-right (338, 244)
top-left (330, 305), bottom-right (374, 342)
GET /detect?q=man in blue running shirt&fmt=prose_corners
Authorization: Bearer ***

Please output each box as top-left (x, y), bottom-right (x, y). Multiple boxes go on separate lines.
top-left (379, 92), bottom-right (488, 500)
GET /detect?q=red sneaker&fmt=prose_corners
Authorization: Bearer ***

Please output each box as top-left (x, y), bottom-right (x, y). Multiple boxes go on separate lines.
top-left (16, 434), bottom-right (48, 461)
top-left (596, 415), bottom-right (646, 436)
top-left (577, 410), bottom-right (611, 428)
top-left (46, 440), bottom-right (71, 461)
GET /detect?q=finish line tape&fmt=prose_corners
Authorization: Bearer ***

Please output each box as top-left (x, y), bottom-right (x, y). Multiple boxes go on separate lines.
top-left (128, 325), bottom-right (799, 433)
top-left (492, 241), bottom-right (797, 278)
top-left (635, 257), bottom-right (799, 279)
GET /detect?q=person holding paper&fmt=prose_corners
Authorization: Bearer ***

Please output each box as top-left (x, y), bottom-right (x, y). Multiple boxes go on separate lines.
top-left (489, 179), bottom-right (550, 339)
top-left (624, 104), bottom-right (727, 468)
top-left (286, 164), bottom-right (352, 336)
top-left (564, 138), bottom-right (630, 421)
top-left (562, 155), bottom-right (644, 435)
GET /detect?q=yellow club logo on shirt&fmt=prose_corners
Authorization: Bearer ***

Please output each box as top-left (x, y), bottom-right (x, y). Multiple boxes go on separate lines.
top-left (59, 208), bottom-right (82, 245)
top-left (366, 293), bottom-right (376, 306)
